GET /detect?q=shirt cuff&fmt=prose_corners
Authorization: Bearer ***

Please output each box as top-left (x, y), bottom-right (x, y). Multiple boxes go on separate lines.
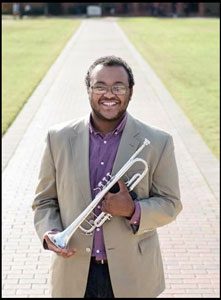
top-left (129, 201), bottom-right (141, 226)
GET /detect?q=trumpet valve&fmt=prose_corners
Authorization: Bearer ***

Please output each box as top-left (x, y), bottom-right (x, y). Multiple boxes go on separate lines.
top-left (94, 212), bottom-right (112, 227)
top-left (106, 172), bottom-right (112, 180)
top-left (102, 177), bottom-right (109, 184)
top-left (98, 182), bottom-right (105, 189)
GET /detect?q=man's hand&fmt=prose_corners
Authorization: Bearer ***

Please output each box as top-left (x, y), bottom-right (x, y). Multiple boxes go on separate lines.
top-left (43, 231), bottom-right (77, 258)
top-left (101, 180), bottom-right (135, 218)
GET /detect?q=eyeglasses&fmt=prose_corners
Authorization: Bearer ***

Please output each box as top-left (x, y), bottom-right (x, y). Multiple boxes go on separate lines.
top-left (90, 84), bottom-right (129, 95)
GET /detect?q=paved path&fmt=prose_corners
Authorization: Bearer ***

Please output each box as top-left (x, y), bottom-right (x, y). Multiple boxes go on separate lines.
top-left (2, 18), bottom-right (219, 298)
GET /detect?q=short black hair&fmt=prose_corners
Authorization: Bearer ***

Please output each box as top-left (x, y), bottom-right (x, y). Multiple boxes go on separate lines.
top-left (85, 55), bottom-right (135, 89)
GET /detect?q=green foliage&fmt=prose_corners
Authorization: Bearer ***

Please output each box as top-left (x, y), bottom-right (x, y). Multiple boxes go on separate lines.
top-left (2, 18), bottom-right (81, 134)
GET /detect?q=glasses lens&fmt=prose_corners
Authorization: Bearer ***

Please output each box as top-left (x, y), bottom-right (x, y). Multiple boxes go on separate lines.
top-left (92, 85), bottom-right (127, 95)
top-left (92, 86), bottom-right (107, 94)
top-left (112, 85), bottom-right (127, 95)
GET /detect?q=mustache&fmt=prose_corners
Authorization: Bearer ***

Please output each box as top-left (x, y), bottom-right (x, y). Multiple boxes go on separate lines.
top-left (99, 96), bottom-right (120, 101)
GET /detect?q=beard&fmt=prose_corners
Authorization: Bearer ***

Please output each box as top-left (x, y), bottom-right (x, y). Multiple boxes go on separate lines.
top-left (92, 107), bottom-right (127, 122)
top-left (89, 94), bottom-right (131, 123)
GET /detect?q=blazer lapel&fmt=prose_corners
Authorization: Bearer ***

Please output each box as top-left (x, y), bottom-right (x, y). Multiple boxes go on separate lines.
top-left (69, 116), bottom-right (92, 207)
top-left (112, 114), bottom-right (141, 175)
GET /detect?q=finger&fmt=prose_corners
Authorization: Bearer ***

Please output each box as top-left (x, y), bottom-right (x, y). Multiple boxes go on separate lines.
top-left (101, 199), bottom-right (110, 213)
top-left (62, 247), bottom-right (77, 254)
top-left (101, 199), bottom-right (106, 211)
top-left (66, 250), bottom-right (77, 257)
top-left (117, 180), bottom-right (128, 192)
top-left (61, 253), bottom-right (73, 259)
top-left (52, 244), bottom-right (77, 257)
top-left (60, 248), bottom-right (77, 257)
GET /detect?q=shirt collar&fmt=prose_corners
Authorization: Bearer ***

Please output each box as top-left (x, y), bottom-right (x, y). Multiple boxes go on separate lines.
top-left (89, 112), bottom-right (128, 137)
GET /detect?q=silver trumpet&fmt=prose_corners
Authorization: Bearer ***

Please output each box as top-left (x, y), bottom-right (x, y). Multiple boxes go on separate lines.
top-left (48, 138), bottom-right (150, 249)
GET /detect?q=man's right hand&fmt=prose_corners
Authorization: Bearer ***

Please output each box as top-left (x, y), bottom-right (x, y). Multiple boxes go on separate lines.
top-left (43, 231), bottom-right (77, 258)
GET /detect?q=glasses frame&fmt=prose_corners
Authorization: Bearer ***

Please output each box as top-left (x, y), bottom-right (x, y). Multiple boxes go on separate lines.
top-left (90, 83), bottom-right (129, 95)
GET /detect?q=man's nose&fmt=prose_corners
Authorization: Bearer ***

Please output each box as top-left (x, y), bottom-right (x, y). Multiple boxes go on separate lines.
top-left (103, 87), bottom-right (115, 98)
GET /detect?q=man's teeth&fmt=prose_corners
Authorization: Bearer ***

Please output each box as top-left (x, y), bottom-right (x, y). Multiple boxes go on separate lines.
top-left (102, 102), bottom-right (117, 106)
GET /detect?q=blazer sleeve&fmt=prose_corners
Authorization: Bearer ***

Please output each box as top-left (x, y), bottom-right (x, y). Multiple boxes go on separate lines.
top-left (32, 131), bottom-right (63, 245)
top-left (136, 134), bottom-right (182, 235)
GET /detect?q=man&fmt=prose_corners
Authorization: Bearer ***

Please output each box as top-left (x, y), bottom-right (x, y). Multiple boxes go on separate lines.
top-left (32, 56), bottom-right (182, 298)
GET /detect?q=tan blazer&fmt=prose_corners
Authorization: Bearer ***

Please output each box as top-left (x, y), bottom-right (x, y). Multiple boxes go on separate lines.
top-left (32, 113), bottom-right (182, 298)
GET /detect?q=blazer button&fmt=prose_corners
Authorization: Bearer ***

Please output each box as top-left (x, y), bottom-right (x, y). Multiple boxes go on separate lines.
top-left (85, 247), bottom-right (91, 253)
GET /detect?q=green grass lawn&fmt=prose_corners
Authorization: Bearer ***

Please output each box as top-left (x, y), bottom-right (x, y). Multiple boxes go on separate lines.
top-left (2, 17), bottom-right (81, 135)
top-left (118, 17), bottom-right (220, 158)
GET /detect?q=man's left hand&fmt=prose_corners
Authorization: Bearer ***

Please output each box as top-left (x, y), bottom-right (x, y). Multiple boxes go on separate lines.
top-left (101, 180), bottom-right (135, 218)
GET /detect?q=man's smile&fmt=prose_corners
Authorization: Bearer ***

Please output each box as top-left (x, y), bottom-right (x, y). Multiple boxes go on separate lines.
top-left (100, 100), bottom-right (119, 107)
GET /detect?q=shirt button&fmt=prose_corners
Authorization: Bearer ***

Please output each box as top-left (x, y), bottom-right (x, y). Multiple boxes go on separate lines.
top-left (101, 161), bottom-right (104, 165)
top-left (86, 248), bottom-right (91, 253)
top-left (97, 205), bottom-right (101, 209)
top-left (104, 141), bottom-right (107, 144)
top-left (96, 228), bottom-right (100, 231)
top-left (96, 250), bottom-right (100, 253)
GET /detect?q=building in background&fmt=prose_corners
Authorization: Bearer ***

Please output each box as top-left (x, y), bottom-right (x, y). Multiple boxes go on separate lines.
top-left (2, 3), bottom-right (220, 17)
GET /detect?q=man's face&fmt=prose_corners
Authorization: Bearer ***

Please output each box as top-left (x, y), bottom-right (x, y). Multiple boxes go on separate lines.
top-left (88, 65), bottom-right (133, 122)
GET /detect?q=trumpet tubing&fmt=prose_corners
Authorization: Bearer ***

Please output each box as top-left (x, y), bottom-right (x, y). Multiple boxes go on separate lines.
top-left (48, 138), bottom-right (150, 249)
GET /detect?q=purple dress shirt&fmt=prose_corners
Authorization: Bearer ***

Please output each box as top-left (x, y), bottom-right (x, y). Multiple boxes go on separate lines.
top-left (89, 113), bottom-right (141, 260)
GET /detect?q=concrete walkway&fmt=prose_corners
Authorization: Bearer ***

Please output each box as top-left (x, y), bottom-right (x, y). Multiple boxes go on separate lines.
top-left (2, 18), bottom-right (219, 298)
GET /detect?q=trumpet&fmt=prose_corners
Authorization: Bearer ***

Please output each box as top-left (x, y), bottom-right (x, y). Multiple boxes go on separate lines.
top-left (48, 138), bottom-right (150, 249)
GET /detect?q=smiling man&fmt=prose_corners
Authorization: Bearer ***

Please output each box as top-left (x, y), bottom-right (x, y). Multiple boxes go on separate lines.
top-left (32, 56), bottom-right (182, 298)
top-left (88, 62), bottom-right (133, 132)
